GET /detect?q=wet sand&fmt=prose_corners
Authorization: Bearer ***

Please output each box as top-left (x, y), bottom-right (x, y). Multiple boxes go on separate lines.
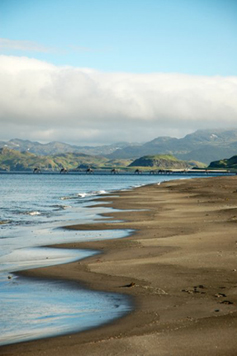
top-left (1, 176), bottom-right (237, 356)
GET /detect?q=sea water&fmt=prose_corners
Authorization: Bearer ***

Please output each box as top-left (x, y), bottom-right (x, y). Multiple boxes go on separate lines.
top-left (0, 172), bottom-right (216, 346)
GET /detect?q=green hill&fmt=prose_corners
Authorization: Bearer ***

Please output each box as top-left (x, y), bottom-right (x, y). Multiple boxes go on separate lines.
top-left (129, 154), bottom-right (201, 169)
top-left (209, 155), bottom-right (237, 170)
top-left (0, 148), bottom-right (49, 171)
top-left (0, 148), bottom-right (132, 172)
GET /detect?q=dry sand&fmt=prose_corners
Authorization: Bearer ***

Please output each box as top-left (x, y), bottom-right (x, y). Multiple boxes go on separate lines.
top-left (1, 176), bottom-right (237, 356)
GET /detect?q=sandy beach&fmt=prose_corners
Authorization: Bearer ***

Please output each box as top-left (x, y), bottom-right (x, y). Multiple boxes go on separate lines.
top-left (1, 176), bottom-right (237, 356)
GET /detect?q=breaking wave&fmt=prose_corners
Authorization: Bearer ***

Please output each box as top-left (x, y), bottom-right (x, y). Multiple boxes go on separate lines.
top-left (28, 211), bottom-right (41, 216)
top-left (61, 189), bottom-right (108, 201)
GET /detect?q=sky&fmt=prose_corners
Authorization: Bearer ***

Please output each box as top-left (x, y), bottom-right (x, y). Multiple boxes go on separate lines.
top-left (0, 0), bottom-right (237, 145)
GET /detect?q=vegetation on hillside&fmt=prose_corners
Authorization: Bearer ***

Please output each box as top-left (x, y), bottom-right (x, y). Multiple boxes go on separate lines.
top-left (129, 154), bottom-right (204, 170)
top-left (0, 148), bottom-right (207, 172)
top-left (0, 148), bottom-right (132, 172)
top-left (209, 155), bottom-right (237, 170)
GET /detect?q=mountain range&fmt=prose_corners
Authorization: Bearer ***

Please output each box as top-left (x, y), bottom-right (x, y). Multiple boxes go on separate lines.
top-left (108, 129), bottom-right (237, 164)
top-left (1, 129), bottom-right (237, 164)
top-left (0, 139), bottom-right (132, 157)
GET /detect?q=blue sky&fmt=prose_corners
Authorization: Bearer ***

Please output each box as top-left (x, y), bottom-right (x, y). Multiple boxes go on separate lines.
top-left (1, 0), bottom-right (237, 75)
top-left (0, 0), bottom-right (237, 145)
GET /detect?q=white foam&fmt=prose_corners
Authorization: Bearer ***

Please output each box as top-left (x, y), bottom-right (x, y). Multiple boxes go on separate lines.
top-left (78, 193), bottom-right (88, 198)
top-left (29, 211), bottom-right (41, 216)
top-left (78, 190), bottom-right (107, 198)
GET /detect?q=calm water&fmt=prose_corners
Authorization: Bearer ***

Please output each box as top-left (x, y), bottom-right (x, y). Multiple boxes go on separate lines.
top-left (0, 172), bottom-right (217, 346)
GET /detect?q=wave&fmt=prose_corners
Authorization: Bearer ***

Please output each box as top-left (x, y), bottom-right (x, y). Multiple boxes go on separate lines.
top-left (77, 193), bottom-right (89, 198)
top-left (78, 189), bottom-right (107, 198)
top-left (61, 190), bottom-right (108, 201)
top-left (27, 211), bottom-right (41, 216)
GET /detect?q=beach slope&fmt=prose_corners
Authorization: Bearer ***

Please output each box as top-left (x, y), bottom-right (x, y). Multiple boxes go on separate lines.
top-left (1, 176), bottom-right (237, 356)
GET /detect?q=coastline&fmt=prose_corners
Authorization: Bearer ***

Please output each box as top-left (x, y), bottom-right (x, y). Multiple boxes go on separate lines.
top-left (1, 176), bottom-right (237, 356)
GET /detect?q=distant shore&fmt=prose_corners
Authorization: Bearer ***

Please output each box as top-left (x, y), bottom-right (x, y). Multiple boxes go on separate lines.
top-left (2, 176), bottom-right (237, 356)
top-left (0, 169), bottom-right (234, 175)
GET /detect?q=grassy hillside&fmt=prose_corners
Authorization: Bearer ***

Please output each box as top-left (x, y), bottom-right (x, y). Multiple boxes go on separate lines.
top-left (0, 148), bottom-right (52, 171)
top-left (129, 154), bottom-right (200, 169)
top-left (0, 148), bottom-right (132, 172)
top-left (209, 155), bottom-right (237, 170)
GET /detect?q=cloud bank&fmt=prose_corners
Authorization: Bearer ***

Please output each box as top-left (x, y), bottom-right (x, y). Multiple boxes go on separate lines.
top-left (0, 55), bottom-right (237, 145)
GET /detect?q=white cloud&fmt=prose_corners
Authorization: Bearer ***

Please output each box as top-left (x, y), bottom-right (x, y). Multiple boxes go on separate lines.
top-left (0, 55), bottom-right (237, 145)
top-left (0, 38), bottom-right (53, 53)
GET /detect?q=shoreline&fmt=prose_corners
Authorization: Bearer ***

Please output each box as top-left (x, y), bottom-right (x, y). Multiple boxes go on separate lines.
top-left (2, 176), bottom-right (237, 355)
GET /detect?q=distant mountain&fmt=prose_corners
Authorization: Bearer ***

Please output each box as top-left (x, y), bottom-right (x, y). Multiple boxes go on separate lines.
top-left (0, 139), bottom-right (132, 157)
top-left (107, 129), bottom-right (237, 164)
top-left (1, 129), bottom-right (237, 165)
top-left (209, 155), bottom-right (237, 170)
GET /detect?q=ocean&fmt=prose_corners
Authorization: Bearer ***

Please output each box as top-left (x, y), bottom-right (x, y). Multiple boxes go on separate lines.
top-left (0, 172), bottom-right (219, 346)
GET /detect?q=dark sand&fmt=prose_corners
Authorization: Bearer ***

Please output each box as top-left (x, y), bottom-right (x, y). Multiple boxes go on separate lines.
top-left (1, 176), bottom-right (237, 356)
